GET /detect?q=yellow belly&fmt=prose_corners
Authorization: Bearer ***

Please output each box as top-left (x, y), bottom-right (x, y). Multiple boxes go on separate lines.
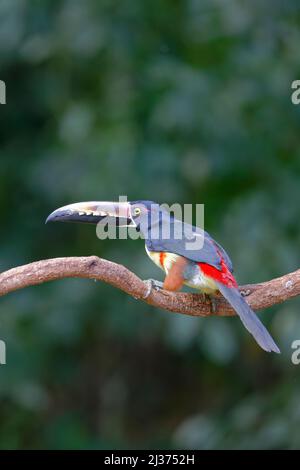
top-left (145, 246), bottom-right (180, 273)
top-left (145, 247), bottom-right (218, 294)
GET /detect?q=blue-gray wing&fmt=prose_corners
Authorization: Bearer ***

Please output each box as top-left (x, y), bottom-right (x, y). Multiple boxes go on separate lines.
top-left (145, 220), bottom-right (234, 273)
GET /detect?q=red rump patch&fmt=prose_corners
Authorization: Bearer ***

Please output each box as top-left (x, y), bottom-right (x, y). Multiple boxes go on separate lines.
top-left (198, 258), bottom-right (238, 288)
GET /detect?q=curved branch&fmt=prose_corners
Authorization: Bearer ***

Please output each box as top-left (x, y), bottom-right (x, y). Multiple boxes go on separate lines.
top-left (0, 256), bottom-right (299, 317)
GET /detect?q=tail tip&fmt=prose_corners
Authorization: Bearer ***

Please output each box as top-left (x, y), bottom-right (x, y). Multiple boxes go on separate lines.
top-left (264, 342), bottom-right (281, 354)
top-left (271, 345), bottom-right (281, 354)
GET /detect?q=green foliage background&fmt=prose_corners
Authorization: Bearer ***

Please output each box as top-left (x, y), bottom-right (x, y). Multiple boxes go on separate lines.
top-left (1, 0), bottom-right (300, 449)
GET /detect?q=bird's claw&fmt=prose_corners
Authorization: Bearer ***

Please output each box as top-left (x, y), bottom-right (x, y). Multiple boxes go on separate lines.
top-left (202, 294), bottom-right (218, 314)
top-left (209, 295), bottom-right (218, 314)
top-left (143, 279), bottom-right (164, 299)
top-left (240, 289), bottom-right (251, 297)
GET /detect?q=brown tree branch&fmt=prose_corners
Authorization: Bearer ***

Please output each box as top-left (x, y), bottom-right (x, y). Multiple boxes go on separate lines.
top-left (0, 256), bottom-right (299, 317)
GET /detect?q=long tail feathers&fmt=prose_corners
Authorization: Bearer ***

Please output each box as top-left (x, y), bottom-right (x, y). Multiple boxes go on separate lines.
top-left (216, 283), bottom-right (280, 353)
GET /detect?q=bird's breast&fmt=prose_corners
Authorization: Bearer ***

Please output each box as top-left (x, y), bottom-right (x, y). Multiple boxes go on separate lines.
top-left (145, 247), bottom-right (218, 293)
top-left (145, 247), bottom-right (180, 273)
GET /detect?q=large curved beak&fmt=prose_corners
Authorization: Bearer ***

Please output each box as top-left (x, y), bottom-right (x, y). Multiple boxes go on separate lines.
top-left (46, 201), bottom-right (132, 226)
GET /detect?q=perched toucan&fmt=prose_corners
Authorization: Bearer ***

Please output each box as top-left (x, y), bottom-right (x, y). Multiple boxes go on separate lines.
top-left (46, 200), bottom-right (280, 353)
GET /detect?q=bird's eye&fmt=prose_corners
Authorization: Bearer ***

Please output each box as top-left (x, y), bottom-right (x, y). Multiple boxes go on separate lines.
top-left (133, 207), bottom-right (141, 216)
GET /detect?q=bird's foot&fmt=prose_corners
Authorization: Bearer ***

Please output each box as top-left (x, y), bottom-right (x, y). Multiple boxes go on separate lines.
top-left (210, 295), bottom-right (218, 314)
top-left (143, 279), bottom-right (164, 299)
top-left (202, 294), bottom-right (218, 314)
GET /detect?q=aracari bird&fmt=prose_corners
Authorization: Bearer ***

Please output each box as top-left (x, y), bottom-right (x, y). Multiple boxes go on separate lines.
top-left (46, 200), bottom-right (280, 353)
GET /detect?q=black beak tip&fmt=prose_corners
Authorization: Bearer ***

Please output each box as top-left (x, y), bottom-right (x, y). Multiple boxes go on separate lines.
top-left (44, 209), bottom-right (104, 225)
top-left (45, 212), bottom-right (62, 224)
top-left (45, 210), bottom-right (70, 224)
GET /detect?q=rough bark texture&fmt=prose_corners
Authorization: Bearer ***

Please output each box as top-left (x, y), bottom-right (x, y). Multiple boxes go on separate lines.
top-left (0, 256), bottom-right (299, 317)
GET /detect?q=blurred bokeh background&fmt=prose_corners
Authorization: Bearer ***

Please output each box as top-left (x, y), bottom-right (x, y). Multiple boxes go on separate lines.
top-left (1, 0), bottom-right (300, 450)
